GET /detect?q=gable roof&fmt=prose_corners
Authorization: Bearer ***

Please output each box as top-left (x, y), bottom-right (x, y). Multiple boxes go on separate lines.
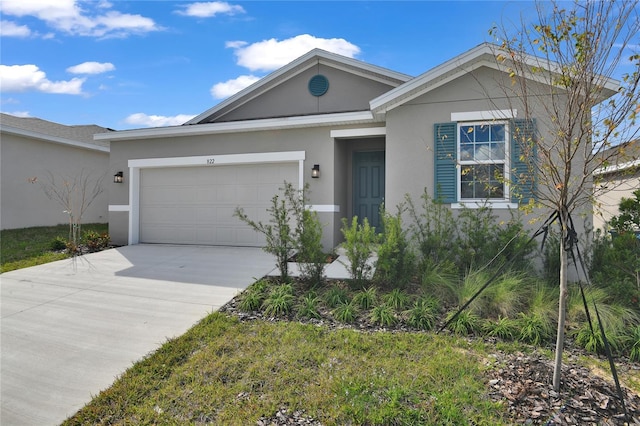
top-left (370, 42), bottom-right (620, 119)
top-left (185, 48), bottom-right (412, 125)
top-left (0, 113), bottom-right (111, 152)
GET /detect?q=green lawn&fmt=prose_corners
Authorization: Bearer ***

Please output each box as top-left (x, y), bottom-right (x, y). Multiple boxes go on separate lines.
top-left (0, 223), bottom-right (108, 273)
top-left (62, 312), bottom-right (511, 425)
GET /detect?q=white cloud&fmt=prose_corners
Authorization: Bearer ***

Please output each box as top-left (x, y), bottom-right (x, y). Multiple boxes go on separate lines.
top-left (124, 113), bottom-right (197, 127)
top-left (0, 20), bottom-right (31, 37)
top-left (227, 34), bottom-right (361, 72)
top-left (0, 64), bottom-right (85, 94)
top-left (67, 61), bottom-right (115, 74)
top-left (176, 2), bottom-right (245, 18)
top-left (210, 75), bottom-right (261, 99)
top-left (5, 111), bottom-right (32, 118)
top-left (0, 0), bottom-right (160, 38)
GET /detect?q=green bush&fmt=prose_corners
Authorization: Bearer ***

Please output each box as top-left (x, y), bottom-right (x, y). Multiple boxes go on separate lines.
top-left (405, 297), bottom-right (439, 330)
top-left (50, 236), bottom-right (68, 251)
top-left (295, 208), bottom-right (327, 286)
top-left (383, 288), bottom-right (411, 311)
top-left (370, 304), bottom-right (397, 327)
top-left (263, 284), bottom-right (295, 317)
top-left (83, 230), bottom-right (110, 252)
top-left (297, 292), bottom-right (322, 320)
top-left (516, 312), bottom-right (553, 345)
top-left (352, 286), bottom-right (378, 310)
top-left (446, 310), bottom-right (481, 336)
top-left (324, 285), bottom-right (349, 308)
top-left (483, 316), bottom-right (519, 340)
top-left (333, 301), bottom-right (358, 323)
top-left (340, 216), bottom-right (378, 286)
top-left (374, 209), bottom-right (415, 288)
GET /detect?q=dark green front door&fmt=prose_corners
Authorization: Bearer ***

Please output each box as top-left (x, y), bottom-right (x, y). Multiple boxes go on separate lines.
top-left (353, 151), bottom-right (385, 230)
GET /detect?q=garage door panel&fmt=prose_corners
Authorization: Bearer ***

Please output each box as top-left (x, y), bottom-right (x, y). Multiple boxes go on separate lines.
top-left (139, 162), bottom-right (298, 246)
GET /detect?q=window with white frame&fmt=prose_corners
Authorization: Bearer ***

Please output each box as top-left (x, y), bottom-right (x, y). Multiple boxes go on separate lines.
top-left (458, 121), bottom-right (509, 200)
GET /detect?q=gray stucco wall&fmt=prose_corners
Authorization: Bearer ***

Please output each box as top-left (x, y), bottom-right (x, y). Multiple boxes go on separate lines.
top-left (1, 133), bottom-right (109, 229)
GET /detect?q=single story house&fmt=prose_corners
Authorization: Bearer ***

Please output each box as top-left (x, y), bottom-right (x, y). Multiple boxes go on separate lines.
top-left (97, 43), bottom-right (618, 250)
top-left (0, 113), bottom-right (111, 230)
top-left (593, 139), bottom-right (640, 231)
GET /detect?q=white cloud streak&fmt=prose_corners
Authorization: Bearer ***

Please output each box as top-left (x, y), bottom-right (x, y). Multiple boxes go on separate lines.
top-left (176, 2), bottom-right (245, 18)
top-left (210, 75), bottom-right (261, 99)
top-left (0, 64), bottom-right (85, 95)
top-left (0, 0), bottom-right (160, 38)
top-left (125, 113), bottom-right (197, 127)
top-left (227, 34), bottom-right (361, 72)
top-left (0, 20), bottom-right (31, 37)
top-left (67, 61), bottom-right (115, 74)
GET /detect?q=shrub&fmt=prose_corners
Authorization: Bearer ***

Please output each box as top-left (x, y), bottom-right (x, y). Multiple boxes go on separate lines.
top-left (340, 216), bottom-right (378, 285)
top-left (383, 288), bottom-right (411, 311)
top-left (446, 310), bottom-right (481, 336)
top-left (516, 312), bottom-right (553, 345)
top-left (295, 208), bottom-right (327, 287)
top-left (50, 236), bottom-right (67, 251)
top-left (370, 304), bottom-right (397, 327)
top-left (352, 286), bottom-right (378, 310)
top-left (405, 297), bottom-right (438, 330)
top-left (333, 301), bottom-right (358, 323)
top-left (374, 209), bottom-right (415, 287)
top-left (235, 182), bottom-right (300, 282)
top-left (297, 292), bottom-right (322, 320)
top-left (324, 285), bottom-right (349, 308)
top-left (83, 230), bottom-right (110, 252)
top-left (483, 316), bottom-right (518, 340)
top-left (263, 284), bottom-right (295, 317)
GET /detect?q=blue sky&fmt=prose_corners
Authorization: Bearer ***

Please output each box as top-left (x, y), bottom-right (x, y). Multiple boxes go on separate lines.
top-left (0, 1), bottom-right (541, 130)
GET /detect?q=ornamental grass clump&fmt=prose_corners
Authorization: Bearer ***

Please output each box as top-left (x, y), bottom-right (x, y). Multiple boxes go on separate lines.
top-left (333, 301), bottom-right (359, 324)
top-left (324, 285), bottom-right (349, 308)
top-left (352, 286), bottom-right (378, 310)
top-left (263, 283), bottom-right (295, 317)
top-left (405, 297), bottom-right (439, 331)
top-left (370, 304), bottom-right (397, 327)
top-left (297, 292), bottom-right (322, 320)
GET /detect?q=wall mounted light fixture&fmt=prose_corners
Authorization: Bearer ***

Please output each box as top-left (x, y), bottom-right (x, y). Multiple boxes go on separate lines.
top-left (311, 164), bottom-right (320, 178)
top-left (114, 171), bottom-right (124, 183)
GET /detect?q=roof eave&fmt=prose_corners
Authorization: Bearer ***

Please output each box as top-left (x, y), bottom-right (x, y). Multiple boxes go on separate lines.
top-left (95, 111), bottom-right (378, 142)
top-left (1, 124), bottom-right (110, 153)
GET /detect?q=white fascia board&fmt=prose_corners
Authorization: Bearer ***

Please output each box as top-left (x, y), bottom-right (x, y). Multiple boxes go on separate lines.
top-left (1, 124), bottom-right (110, 153)
top-left (330, 127), bottom-right (386, 139)
top-left (594, 159), bottom-right (640, 175)
top-left (96, 111), bottom-right (376, 142)
top-left (128, 151), bottom-right (306, 169)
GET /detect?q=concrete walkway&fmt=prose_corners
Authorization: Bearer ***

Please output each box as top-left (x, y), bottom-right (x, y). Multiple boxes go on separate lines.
top-left (0, 245), bottom-right (276, 426)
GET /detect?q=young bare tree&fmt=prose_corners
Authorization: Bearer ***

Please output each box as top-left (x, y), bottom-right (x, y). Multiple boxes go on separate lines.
top-left (490, 0), bottom-right (640, 391)
top-left (38, 169), bottom-right (105, 252)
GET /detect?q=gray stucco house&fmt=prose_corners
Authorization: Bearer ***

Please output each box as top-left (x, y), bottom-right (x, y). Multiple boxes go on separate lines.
top-left (98, 43), bottom-right (618, 249)
top-left (0, 113), bottom-right (111, 230)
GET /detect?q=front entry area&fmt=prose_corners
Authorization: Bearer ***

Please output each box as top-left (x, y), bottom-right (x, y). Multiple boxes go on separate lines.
top-left (353, 150), bottom-right (385, 230)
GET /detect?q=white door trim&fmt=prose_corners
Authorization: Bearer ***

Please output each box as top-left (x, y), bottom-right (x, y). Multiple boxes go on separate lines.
top-left (126, 151), bottom-right (305, 245)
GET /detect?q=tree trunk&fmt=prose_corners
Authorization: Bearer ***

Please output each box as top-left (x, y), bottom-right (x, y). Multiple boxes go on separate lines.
top-left (553, 214), bottom-right (569, 391)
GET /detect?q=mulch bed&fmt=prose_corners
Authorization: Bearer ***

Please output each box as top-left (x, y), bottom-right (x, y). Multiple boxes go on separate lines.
top-left (219, 288), bottom-right (640, 426)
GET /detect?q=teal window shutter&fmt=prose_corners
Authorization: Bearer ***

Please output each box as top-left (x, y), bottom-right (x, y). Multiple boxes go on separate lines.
top-left (434, 122), bottom-right (457, 203)
top-left (510, 118), bottom-right (536, 204)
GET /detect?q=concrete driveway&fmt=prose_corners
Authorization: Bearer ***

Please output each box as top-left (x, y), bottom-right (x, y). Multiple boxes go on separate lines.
top-left (1, 244), bottom-right (275, 426)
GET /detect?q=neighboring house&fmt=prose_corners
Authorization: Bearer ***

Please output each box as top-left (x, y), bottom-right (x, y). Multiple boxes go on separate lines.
top-left (593, 139), bottom-right (640, 231)
top-left (97, 43), bottom-right (618, 249)
top-left (0, 113), bottom-right (111, 230)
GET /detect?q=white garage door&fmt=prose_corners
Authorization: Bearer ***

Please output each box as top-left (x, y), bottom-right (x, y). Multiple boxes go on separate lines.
top-left (139, 162), bottom-right (298, 246)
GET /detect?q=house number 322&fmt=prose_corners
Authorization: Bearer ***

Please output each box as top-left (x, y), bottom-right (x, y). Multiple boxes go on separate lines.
top-left (206, 158), bottom-right (215, 165)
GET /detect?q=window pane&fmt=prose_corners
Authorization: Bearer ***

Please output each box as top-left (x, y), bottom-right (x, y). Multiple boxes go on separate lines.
top-left (475, 124), bottom-right (490, 142)
top-left (460, 144), bottom-right (473, 160)
top-left (491, 124), bottom-right (505, 141)
top-left (460, 126), bottom-right (474, 143)
top-left (491, 142), bottom-right (505, 160)
top-left (459, 164), bottom-right (505, 200)
top-left (475, 143), bottom-right (490, 160)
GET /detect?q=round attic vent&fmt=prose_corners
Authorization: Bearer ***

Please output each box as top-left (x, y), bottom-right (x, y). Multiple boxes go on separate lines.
top-left (308, 74), bottom-right (329, 97)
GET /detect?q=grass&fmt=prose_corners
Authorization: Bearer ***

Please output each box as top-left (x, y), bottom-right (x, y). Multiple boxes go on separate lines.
top-left (1, 223), bottom-right (108, 272)
top-left (63, 312), bottom-right (510, 425)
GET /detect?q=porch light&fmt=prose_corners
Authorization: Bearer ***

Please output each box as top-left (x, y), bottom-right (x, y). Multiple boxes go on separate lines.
top-left (114, 171), bottom-right (124, 183)
top-left (311, 164), bottom-right (320, 178)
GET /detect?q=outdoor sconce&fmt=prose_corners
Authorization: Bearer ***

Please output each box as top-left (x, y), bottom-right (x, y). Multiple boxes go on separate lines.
top-left (113, 171), bottom-right (124, 184)
top-left (311, 164), bottom-right (320, 178)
